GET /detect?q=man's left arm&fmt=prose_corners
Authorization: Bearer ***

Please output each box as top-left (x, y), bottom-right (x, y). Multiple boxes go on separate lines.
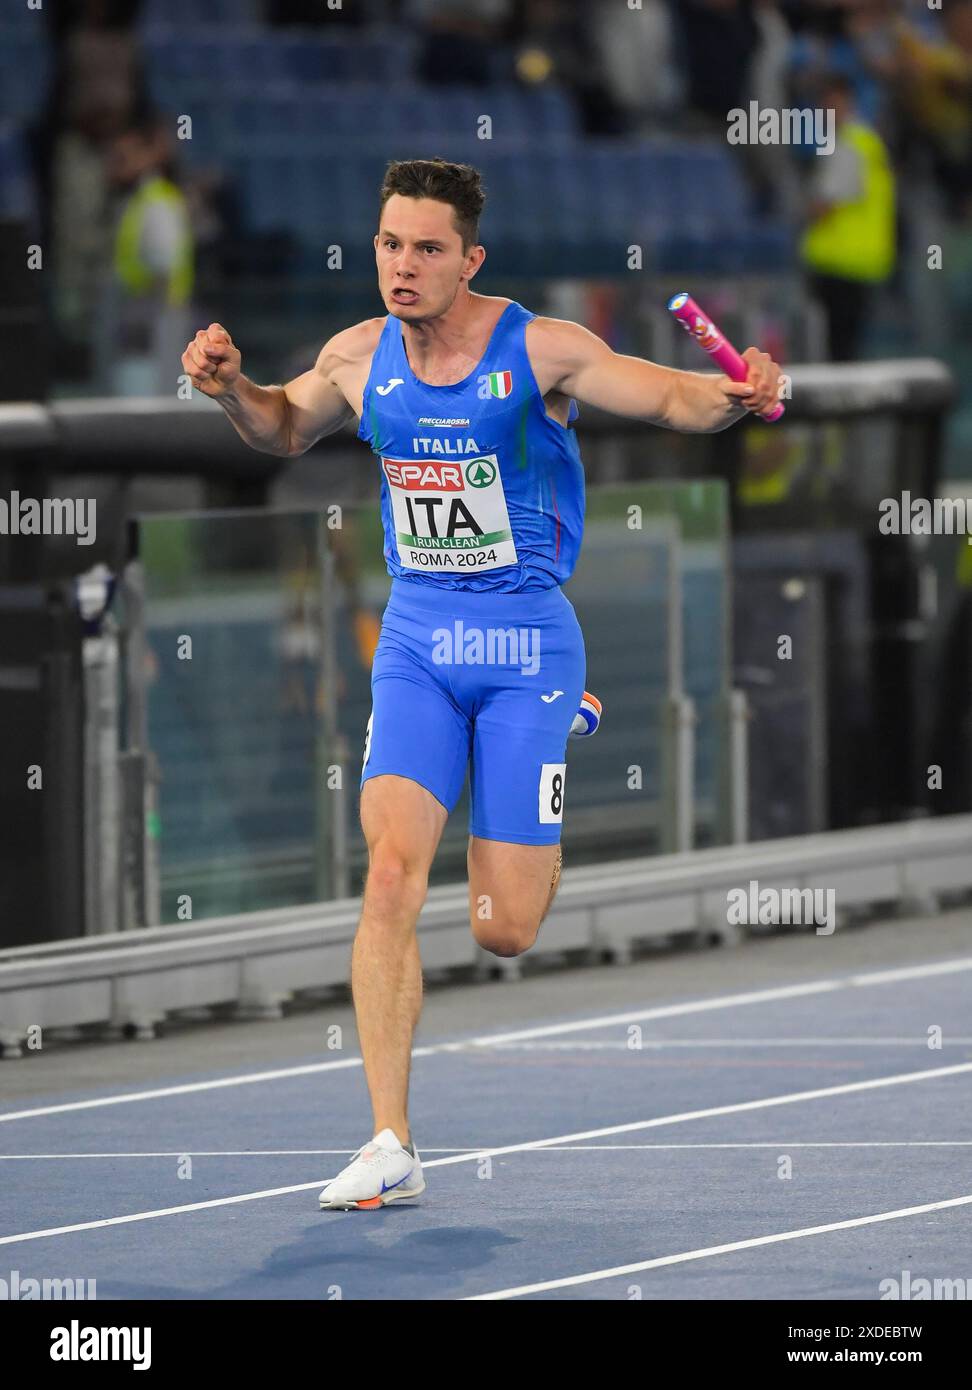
top-left (528, 317), bottom-right (781, 433)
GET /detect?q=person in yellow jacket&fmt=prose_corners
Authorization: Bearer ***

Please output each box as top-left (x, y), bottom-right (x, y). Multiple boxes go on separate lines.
top-left (95, 115), bottom-right (194, 396)
top-left (800, 74), bottom-right (896, 362)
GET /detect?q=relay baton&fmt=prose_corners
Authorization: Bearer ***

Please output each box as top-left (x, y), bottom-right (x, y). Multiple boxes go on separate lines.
top-left (667, 291), bottom-right (784, 423)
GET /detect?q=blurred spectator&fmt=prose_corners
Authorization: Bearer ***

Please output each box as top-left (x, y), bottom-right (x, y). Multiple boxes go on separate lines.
top-left (512, 0), bottom-right (630, 135)
top-left (32, 0), bottom-right (147, 373)
top-left (675, 0), bottom-right (785, 212)
top-left (748, 0), bottom-right (801, 214)
top-left (786, 0), bottom-right (896, 129)
top-left (751, 0), bottom-right (793, 115)
top-left (896, 0), bottom-right (972, 220)
top-left (846, 1), bottom-right (901, 94)
top-left (590, 0), bottom-right (682, 131)
top-left (9, 0), bottom-right (962, 389)
top-left (93, 115), bottom-right (194, 396)
top-left (676, 0), bottom-right (762, 129)
top-left (406, 0), bottom-right (514, 84)
top-left (800, 72), bottom-right (896, 360)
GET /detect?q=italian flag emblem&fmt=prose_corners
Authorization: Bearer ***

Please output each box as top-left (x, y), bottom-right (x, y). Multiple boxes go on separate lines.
top-left (488, 370), bottom-right (512, 399)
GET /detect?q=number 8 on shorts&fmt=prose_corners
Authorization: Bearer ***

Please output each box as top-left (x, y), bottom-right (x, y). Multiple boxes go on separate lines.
top-left (539, 762), bottom-right (567, 825)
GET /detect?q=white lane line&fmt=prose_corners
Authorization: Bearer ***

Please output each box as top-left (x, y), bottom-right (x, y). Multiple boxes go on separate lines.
top-left (465, 1192), bottom-right (972, 1300)
top-left (0, 1057), bottom-right (363, 1124)
top-left (539, 1141), bottom-right (972, 1150)
top-left (0, 1149), bottom-right (488, 1159)
top-left (848, 959), bottom-right (972, 986)
top-left (1, 1060), bottom-right (970, 1247)
top-left (3, 954), bottom-right (970, 1124)
top-left (0, 984), bottom-right (836, 1124)
top-left (436, 982), bottom-right (844, 1048)
top-left (484, 1038), bottom-right (972, 1050)
top-left (2, 1140), bottom-right (972, 1159)
top-left (0, 1182), bottom-right (328, 1246)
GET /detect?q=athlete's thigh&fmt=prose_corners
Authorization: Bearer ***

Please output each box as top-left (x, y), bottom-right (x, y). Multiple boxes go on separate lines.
top-left (361, 632), bottom-right (471, 820)
top-left (360, 774), bottom-right (449, 868)
top-left (467, 598), bottom-right (585, 845)
top-left (467, 835), bottom-right (560, 928)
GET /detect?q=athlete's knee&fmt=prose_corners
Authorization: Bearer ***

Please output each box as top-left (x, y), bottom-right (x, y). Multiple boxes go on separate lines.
top-left (472, 915), bottom-right (540, 958)
top-left (364, 846), bottom-right (430, 912)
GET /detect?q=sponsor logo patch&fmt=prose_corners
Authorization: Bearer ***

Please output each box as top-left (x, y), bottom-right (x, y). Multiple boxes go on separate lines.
top-left (383, 460), bottom-right (465, 491)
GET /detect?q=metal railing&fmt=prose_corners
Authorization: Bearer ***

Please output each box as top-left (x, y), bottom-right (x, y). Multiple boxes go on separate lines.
top-left (3, 814), bottom-right (970, 1056)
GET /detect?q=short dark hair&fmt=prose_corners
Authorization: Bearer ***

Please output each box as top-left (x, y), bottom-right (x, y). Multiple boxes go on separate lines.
top-left (378, 158), bottom-right (485, 252)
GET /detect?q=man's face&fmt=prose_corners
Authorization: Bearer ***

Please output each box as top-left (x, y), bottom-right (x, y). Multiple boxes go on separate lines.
top-left (107, 132), bottom-right (156, 188)
top-left (375, 194), bottom-right (483, 321)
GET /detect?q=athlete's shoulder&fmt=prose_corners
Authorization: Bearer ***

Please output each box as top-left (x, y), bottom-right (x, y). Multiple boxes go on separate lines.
top-left (477, 294), bottom-right (517, 313)
top-left (527, 315), bottom-right (599, 344)
top-left (525, 316), bottom-right (610, 369)
top-left (318, 316), bottom-right (386, 367)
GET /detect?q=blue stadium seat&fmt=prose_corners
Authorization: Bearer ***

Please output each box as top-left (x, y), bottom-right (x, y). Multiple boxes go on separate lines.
top-left (338, 158), bottom-right (388, 245)
top-left (226, 88), bottom-right (299, 150)
top-left (140, 0), bottom-right (261, 26)
top-left (283, 35), bottom-right (352, 84)
top-left (290, 90), bottom-right (344, 149)
top-left (494, 84), bottom-right (579, 145)
top-left (586, 146), bottom-right (629, 237)
top-left (361, 33), bottom-right (416, 86)
top-left (0, 31), bottom-right (50, 123)
top-left (0, 123), bottom-right (35, 221)
top-left (0, 10), bottom-right (36, 36)
top-left (238, 154), bottom-right (303, 234)
top-left (220, 33), bottom-right (285, 84)
top-left (533, 84), bottom-right (579, 140)
top-left (383, 88), bottom-right (435, 146)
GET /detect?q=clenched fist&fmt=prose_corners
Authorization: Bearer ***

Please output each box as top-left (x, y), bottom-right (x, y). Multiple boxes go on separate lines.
top-left (182, 323), bottom-right (242, 398)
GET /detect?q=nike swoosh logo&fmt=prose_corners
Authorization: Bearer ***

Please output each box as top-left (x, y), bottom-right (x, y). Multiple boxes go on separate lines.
top-left (541, 691), bottom-right (565, 703)
top-left (376, 378), bottom-right (404, 396)
top-left (381, 1168), bottom-right (414, 1194)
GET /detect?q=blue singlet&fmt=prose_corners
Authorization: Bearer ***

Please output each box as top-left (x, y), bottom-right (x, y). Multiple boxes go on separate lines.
top-left (356, 299), bottom-right (588, 844)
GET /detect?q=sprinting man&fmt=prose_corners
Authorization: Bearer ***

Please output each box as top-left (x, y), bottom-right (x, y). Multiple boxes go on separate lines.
top-left (182, 158), bottom-right (781, 1210)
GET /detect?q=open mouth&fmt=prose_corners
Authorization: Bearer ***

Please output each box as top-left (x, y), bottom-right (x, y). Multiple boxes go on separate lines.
top-left (391, 289), bottom-right (419, 303)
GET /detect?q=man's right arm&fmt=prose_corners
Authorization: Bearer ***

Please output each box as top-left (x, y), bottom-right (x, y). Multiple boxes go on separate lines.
top-left (181, 321), bottom-right (369, 457)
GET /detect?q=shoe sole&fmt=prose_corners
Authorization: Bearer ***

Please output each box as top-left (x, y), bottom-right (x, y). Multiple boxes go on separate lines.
top-left (319, 1177), bottom-right (426, 1211)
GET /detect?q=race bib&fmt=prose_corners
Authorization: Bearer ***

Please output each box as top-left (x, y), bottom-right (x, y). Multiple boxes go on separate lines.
top-left (539, 763), bottom-right (567, 824)
top-left (381, 454), bottom-right (518, 573)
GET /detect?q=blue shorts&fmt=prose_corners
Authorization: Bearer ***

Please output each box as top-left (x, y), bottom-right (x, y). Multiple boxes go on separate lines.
top-left (360, 578), bottom-right (586, 845)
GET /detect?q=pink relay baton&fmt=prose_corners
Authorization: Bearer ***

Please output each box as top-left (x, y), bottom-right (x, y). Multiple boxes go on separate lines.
top-left (667, 291), bottom-right (784, 423)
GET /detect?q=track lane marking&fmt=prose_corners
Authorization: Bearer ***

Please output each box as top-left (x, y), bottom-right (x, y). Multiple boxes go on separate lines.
top-left (1, 1059), bottom-right (971, 1246)
top-left (465, 1193), bottom-right (972, 1299)
top-left (4, 955), bottom-right (972, 1123)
